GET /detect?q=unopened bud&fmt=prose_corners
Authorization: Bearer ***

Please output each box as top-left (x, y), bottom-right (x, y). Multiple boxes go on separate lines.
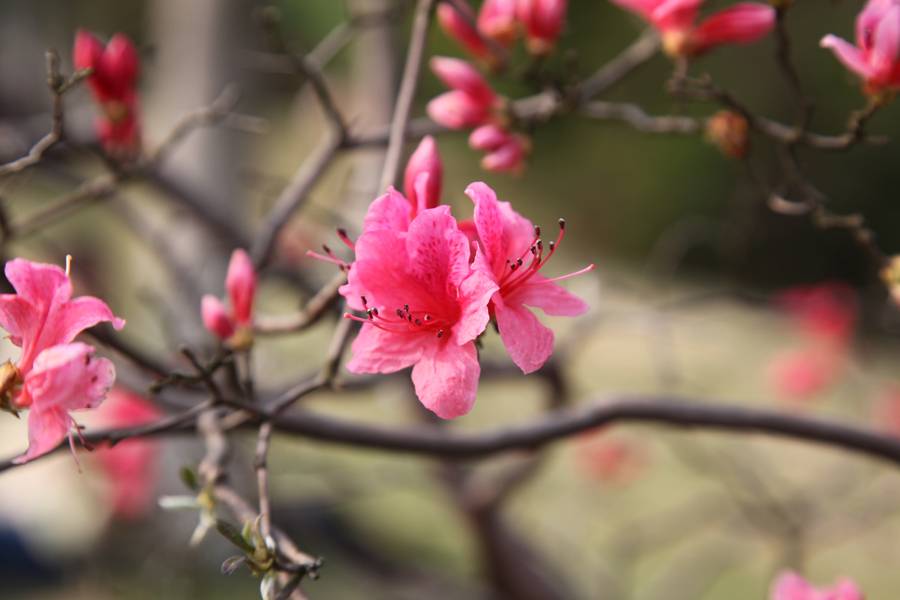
top-left (705, 110), bottom-right (749, 159)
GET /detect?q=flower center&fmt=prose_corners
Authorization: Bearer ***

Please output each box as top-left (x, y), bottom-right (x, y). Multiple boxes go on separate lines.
top-left (346, 296), bottom-right (454, 339)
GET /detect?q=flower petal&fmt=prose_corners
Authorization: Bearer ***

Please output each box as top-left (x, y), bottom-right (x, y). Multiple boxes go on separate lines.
top-left (406, 206), bottom-right (472, 294)
top-left (346, 323), bottom-right (426, 374)
top-left (14, 406), bottom-right (71, 464)
top-left (411, 340), bottom-right (480, 418)
top-left (26, 342), bottom-right (116, 413)
top-left (363, 187), bottom-right (413, 233)
top-left (692, 4), bottom-right (775, 54)
top-left (453, 247), bottom-right (498, 345)
top-left (225, 249), bottom-right (256, 326)
top-left (466, 181), bottom-right (536, 275)
top-left (202, 295), bottom-right (236, 340)
top-left (512, 275), bottom-right (589, 316)
top-left (821, 34), bottom-right (877, 81)
top-left (494, 295), bottom-right (555, 374)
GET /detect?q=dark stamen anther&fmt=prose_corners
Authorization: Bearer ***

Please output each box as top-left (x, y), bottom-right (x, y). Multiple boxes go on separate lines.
top-left (436, 330), bottom-right (444, 338)
top-left (361, 296), bottom-right (368, 307)
top-left (558, 218), bottom-right (566, 230)
top-left (534, 226), bottom-right (541, 237)
top-left (516, 258), bottom-right (523, 266)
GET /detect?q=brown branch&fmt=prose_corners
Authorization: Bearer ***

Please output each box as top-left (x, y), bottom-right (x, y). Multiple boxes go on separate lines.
top-left (255, 271), bottom-right (345, 335)
top-left (0, 51), bottom-right (92, 178)
top-left (579, 101), bottom-right (699, 134)
top-left (378, 0), bottom-right (436, 191)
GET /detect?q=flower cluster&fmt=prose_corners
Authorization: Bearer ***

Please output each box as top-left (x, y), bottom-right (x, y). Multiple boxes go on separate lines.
top-left (767, 283), bottom-right (857, 402)
top-left (427, 57), bottom-right (529, 173)
top-left (73, 29), bottom-right (142, 158)
top-left (770, 571), bottom-right (864, 600)
top-left (611, 0), bottom-right (776, 58)
top-left (0, 258), bottom-right (125, 462)
top-left (438, 0), bottom-right (567, 62)
top-left (821, 0), bottom-right (900, 97)
top-left (202, 249), bottom-right (257, 350)
top-left (313, 138), bottom-right (592, 419)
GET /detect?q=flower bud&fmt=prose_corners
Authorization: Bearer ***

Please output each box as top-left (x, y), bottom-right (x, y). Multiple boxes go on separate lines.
top-left (437, 2), bottom-right (493, 63)
top-left (518, 0), bottom-right (567, 55)
top-left (225, 249), bottom-right (256, 326)
top-left (201, 295), bottom-right (235, 341)
top-left (103, 33), bottom-right (140, 95)
top-left (477, 0), bottom-right (519, 46)
top-left (481, 134), bottom-right (528, 173)
top-left (705, 110), bottom-right (749, 158)
top-left (404, 136), bottom-right (443, 212)
top-left (468, 123), bottom-right (510, 151)
top-left (429, 56), bottom-right (496, 105)
top-left (427, 90), bottom-right (491, 129)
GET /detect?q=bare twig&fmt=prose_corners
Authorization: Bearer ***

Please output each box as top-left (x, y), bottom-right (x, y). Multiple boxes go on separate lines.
top-left (255, 271), bottom-right (345, 334)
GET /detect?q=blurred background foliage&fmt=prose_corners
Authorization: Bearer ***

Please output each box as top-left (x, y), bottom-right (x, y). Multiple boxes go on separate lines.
top-left (1, 0), bottom-right (900, 599)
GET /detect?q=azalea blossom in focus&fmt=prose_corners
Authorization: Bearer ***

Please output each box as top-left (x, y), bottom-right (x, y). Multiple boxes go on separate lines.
top-left (73, 29), bottom-right (142, 157)
top-left (91, 387), bottom-right (162, 519)
top-left (201, 249), bottom-right (257, 350)
top-left (770, 571), bottom-right (864, 600)
top-left (0, 258), bottom-right (124, 462)
top-left (340, 199), bottom-right (498, 419)
top-left (610, 0), bottom-right (775, 58)
top-left (465, 182), bottom-right (592, 374)
top-left (821, 0), bottom-right (900, 96)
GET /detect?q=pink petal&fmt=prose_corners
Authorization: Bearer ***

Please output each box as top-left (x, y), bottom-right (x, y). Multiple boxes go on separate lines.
top-left (857, 0), bottom-right (895, 50)
top-left (481, 137), bottom-right (526, 173)
top-left (870, 6), bottom-right (900, 77)
top-left (452, 248), bottom-right (498, 345)
top-left (469, 124), bottom-right (511, 151)
top-left (692, 4), bottom-right (776, 54)
top-left (437, 2), bottom-right (492, 61)
top-left (0, 295), bottom-right (33, 347)
top-left (494, 295), bottom-right (554, 374)
top-left (477, 0), bottom-right (520, 45)
top-left (406, 206), bottom-right (472, 293)
top-left (5, 258), bottom-right (71, 309)
top-left (466, 181), bottom-right (536, 276)
top-left (352, 229), bottom-right (418, 311)
top-left (101, 34), bottom-right (140, 96)
top-left (55, 295), bottom-right (126, 341)
top-left (411, 340), bottom-right (480, 418)
top-left (770, 571), bottom-right (817, 600)
top-left (14, 406), bottom-right (71, 464)
top-left (426, 90), bottom-right (491, 129)
top-left (651, 0), bottom-right (702, 31)
top-left (519, 0), bottom-right (568, 53)
top-left (346, 323), bottom-right (427, 374)
top-left (511, 275), bottom-right (589, 316)
top-left (430, 56), bottom-right (496, 105)
top-left (225, 249), bottom-right (256, 326)
top-left (828, 579), bottom-right (864, 600)
top-left (201, 295), bottom-right (235, 340)
top-left (363, 187), bottom-right (413, 233)
top-left (403, 136), bottom-right (443, 212)
top-left (821, 35), bottom-right (877, 81)
top-left (26, 343), bottom-right (116, 412)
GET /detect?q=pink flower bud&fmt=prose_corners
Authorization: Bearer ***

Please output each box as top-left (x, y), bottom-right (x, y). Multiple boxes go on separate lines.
top-left (691, 4), bottom-right (776, 56)
top-left (103, 33), bottom-right (140, 95)
top-left (74, 29), bottom-right (104, 73)
top-left (201, 295), bottom-right (235, 340)
top-left (404, 136), bottom-right (443, 212)
top-left (478, 0), bottom-right (519, 46)
top-left (430, 56), bottom-right (496, 105)
top-left (481, 135), bottom-right (527, 173)
top-left (427, 90), bottom-right (491, 129)
top-left (822, 1), bottom-right (900, 94)
top-left (518, 0), bottom-right (567, 55)
top-left (225, 249), bottom-right (256, 326)
top-left (437, 2), bottom-right (493, 63)
top-left (468, 123), bottom-right (510, 150)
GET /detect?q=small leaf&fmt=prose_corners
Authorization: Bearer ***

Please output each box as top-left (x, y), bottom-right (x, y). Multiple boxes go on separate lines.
top-left (221, 555), bottom-right (248, 575)
top-left (179, 466), bottom-right (199, 491)
top-left (216, 519), bottom-right (255, 553)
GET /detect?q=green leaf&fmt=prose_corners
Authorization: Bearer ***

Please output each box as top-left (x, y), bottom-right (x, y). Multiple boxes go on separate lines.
top-left (179, 466), bottom-right (199, 491)
top-left (215, 519), bottom-right (255, 553)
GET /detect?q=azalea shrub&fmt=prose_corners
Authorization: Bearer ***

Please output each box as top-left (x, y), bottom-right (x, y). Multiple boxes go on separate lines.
top-left (2, 1), bottom-right (900, 599)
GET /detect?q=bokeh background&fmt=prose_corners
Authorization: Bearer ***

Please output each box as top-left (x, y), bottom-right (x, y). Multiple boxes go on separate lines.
top-left (1, 0), bottom-right (900, 598)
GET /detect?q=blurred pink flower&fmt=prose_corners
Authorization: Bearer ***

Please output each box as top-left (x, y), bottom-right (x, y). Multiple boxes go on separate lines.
top-left (437, 2), bottom-right (495, 65)
top-left (201, 249), bottom-right (256, 349)
top-left (873, 385), bottom-right (900, 437)
top-left (768, 348), bottom-right (842, 402)
top-left (576, 430), bottom-right (646, 484)
top-left (478, 0), bottom-right (519, 46)
top-left (610, 0), bottom-right (775, 58)
top-left (427, 57), bottom-right (499, 130)
top-left (518, 0), bottom-right (568, 55)
top-left (466, 182), bottom-right (592, 373)
top-left (403, 136), bottom-right (443, 215)
top-left (821, 0), bottom-right (900, 94)
top-left (92, 388), bottom-right (162, 520)
top-left (341, 202), bottom-right (497, 418)
top-left (73, 30), bottom-right (142, 157)
top-left (770, 571), bottom-right (864, 600)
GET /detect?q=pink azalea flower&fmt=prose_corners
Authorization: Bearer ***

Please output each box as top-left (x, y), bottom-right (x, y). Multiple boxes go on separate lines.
top-left (465, 182), bottom-right (593, 373)
top-left (610, 0), bottom-right (775, 58)
top-left (478, 0), bottom-right (520, 46)
top-left (17, 342), bottom-right (116, 463)
top-left (437, 2), bottom-right (495, 65)
top-left (0, 258), bottom-right (124, 462)
top-left (92, 387), bottom-right (162, 520)
top-left (201, 249), bottom-right (256, 349)
top-left (518, 0), bottom-right (568, 55)
top-left (770, 571), bottom-right (864, 600)
top-left (403, 136), bottom-right (443, 215)
top-left (340, 203), bottom-right (498, 419)
top-left (73, 30), bottom-right (142, 157)
top-left (821, 0), bottom-right (900, 94)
